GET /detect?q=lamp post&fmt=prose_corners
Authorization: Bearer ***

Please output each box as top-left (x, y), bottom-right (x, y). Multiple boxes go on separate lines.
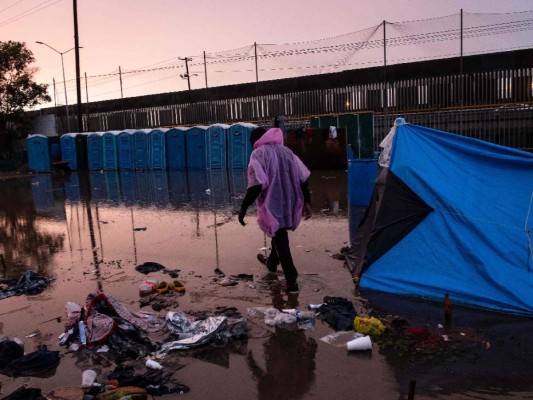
top-left (36, 41), bottom-right (82, 133)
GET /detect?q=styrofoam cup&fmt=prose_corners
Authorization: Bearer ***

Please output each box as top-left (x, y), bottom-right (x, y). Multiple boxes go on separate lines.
top-left (347, 335), bottom-right (372, 351)
top-left (81, 369), bottom-right (97, 388)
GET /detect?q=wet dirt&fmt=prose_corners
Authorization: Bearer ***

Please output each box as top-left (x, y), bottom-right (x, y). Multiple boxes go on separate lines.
top-left (0, 169), bottom-right (532, 399)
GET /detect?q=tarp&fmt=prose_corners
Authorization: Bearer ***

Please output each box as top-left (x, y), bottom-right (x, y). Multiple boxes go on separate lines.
top-left (350, 121), bottom-right (533, 315)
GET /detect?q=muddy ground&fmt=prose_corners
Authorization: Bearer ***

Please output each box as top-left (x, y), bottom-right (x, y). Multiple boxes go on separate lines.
top-left (0, 170), bottom-right (532, 400)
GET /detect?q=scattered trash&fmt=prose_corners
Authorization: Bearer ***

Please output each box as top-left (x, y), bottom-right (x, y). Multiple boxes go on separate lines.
top-left (25, 331), bottom-right (39, 338)
top-left (145, 359), bottom-right (163, 370)
top-left (139, 278), bottom-right (158, 296)
top-left (205, 188), bottom-right (211, 194)
top-left (81, 369), bottom-right (97, 388)
top-left (133, 227), bottom-right (147, 231)
top-left (0, 271), bottom-right (51, 301)
top-left (353, 316), bottom-right (385, 336)
top-left (320, 331), bottom-right (362, 347)
top-left (347, 335), bottom-right (372, 351)
top-left (219, 277), bottom-right (238, 286)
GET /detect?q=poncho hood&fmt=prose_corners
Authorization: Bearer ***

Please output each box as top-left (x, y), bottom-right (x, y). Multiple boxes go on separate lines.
top-left (254, 128), bottom-right (284, 149)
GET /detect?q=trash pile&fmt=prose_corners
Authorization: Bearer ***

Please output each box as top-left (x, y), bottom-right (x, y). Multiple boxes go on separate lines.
top-left (0, 271), bottom-right (51, 300)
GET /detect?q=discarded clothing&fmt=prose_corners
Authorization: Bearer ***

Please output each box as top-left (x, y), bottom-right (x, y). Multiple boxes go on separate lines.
top-left (318, 297), bottom-right (356, 331)
top-left (85, 291), bottom-right (166, 345)
top-left (135, 262), bottom-right (165, 274)
top-left (0, 386), bottom-right (44, 400)
top-left (107, 366), bottom-right (190, 395)
top-left (158, 311), bottom-right (247, 353)
top-left (2, 347), bottom-right (60, 377)
top-left (247, 128), bottom-right (310, 237)
top-left (0, 338), bottom-right (24, 366)
top-left (0, 271), bottom-right (51, 300)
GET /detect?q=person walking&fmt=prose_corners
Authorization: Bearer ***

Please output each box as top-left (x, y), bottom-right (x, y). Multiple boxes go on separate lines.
top-left (238, 127), bottom-right (311, 294)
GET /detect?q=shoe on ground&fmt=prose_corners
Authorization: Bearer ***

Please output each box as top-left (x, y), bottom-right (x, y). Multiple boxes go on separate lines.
top-left (257, 253), bottom-right (277, 274)
top-left (285, 282), bottom-right (299, 294)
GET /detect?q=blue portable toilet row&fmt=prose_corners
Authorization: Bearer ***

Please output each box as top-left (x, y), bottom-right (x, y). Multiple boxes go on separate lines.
top-left (28, 123), bottom-right (259, 173)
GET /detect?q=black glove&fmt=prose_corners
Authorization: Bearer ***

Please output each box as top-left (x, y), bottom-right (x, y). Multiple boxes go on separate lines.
top-left (238, 207), bottom-right (247, 226)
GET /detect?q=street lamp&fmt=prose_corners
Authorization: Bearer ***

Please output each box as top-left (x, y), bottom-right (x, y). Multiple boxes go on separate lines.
top-left (36, 41), bottom-right (83, 132)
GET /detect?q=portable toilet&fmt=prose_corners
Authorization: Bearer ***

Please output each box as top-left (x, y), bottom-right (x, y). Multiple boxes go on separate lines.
top-left (185, 126), bottom-right (208, 169)
top-left (166, 127), bottom-right (188, 170)
top-left (207, 124), bottom-right (229, 169)
top-left (149, 128), bottom-right (168, 170)
top-left (133, 129), bottom-right (151, 170)
top-left (117, 130), bottom-right (136, 170)
top-left (103, 131), bottom-right (120, 170)
top-left (227, 123), bottom-right (258, 168)
top-left (60, 133), bottom-right (78, 170)
top-left (87, 132), bottom-right (104, 171)
top-left (27, 135), bottom-right (51, 173)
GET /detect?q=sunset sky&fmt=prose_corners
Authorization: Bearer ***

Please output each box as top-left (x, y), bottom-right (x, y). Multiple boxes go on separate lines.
top-left (3, 0), bottom-right (533, 108)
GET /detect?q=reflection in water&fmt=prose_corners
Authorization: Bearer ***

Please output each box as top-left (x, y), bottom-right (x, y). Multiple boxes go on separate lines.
top-left (2, 170), bottom-right (347, 284)
top-left (247, 328), bottom-right (317, 400)
top-left (0, 178), bottom-right (64, 279)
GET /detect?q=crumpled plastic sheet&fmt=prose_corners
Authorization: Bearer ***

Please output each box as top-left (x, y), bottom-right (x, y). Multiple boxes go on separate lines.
top-left (157, 311), bottom-right (247, 354)
top-left (247, 307), bottom-right (297, 326)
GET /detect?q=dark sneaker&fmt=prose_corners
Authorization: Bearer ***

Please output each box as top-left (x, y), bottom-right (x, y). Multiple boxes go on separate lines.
top-left (285, 282), bottom-right (299, 294)
top-left (257, 253), bottom-right (277, 274)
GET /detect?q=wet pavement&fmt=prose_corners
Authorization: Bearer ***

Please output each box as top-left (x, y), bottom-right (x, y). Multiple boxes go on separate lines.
top-left (0, 169), bottom-right (532, 399)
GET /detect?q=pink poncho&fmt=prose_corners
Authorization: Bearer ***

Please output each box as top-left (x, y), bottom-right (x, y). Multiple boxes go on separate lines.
top-left (247, 128), bottom-right (311, 237)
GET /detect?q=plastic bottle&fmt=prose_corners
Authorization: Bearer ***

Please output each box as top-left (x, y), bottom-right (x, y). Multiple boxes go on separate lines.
top-left (78, 321), bottom-right (87, 346)
top-left (145, 359), bottom-right (163, 370)
top-left (282, 309), bottom-right (315, 320)
top-left (295, 310), bottom-right (316, 320)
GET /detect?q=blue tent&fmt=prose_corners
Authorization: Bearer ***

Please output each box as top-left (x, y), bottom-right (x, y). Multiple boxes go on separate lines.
top-left (350, 121), bottom-right (533, 315)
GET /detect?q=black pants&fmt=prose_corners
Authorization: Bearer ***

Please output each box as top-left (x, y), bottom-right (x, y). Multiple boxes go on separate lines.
top-left (267, 228), bottom-right (298, 284)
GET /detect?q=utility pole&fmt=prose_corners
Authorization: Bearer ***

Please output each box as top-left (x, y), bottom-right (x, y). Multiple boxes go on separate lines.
top-left (119, 66), bottom-right (126, 128)
top-left (254, 42), bottom-right (259, 117)
top-left (73, 0), bottom-right (83, 133)
top-left (383, 20), bottom-right (388, 115)
top-left (84, 72), bottom-right (90, 131)
top-left (179, 57), bottom-right (192, 90)
top-left (203, 51), bottom-right (208, 89)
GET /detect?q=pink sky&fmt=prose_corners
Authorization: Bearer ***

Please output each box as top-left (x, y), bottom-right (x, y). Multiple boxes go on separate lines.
top-left (3, 0), bottom-right (533, 108)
